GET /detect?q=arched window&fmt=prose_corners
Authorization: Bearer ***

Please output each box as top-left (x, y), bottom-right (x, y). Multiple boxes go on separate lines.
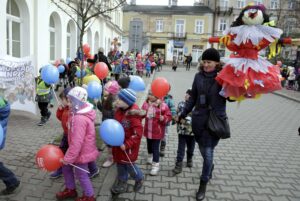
top-left (6, 0), bottom-right (21, 57)
top-left (94, 32), bottom-right (99, 53)
top-left (87, 28), bottom-right (92, 53)
top-left (66, 20), bottom-right (76, 58)
top-left (49, 16), bottom-right (56, 61)
top-left (67, 23), bottom-right (71, 57)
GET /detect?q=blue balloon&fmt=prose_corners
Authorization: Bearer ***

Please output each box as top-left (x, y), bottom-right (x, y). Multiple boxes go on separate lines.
top-left (76, 69), bottom-right (86, 78)
top-left (41, 64), bottom-right (59, 84)
top-left (58, 65), bottom-right (65, 73)
top-left (87, 81), bottom-right (102, 99)
top-left (100, 119), bottom-right (124, 146)
top-left (0, 124), bottom-right (3, 147)
top-left (129, 75), bottom-right (145, 91)
top-left (66, 57), bottom-right (72, 65)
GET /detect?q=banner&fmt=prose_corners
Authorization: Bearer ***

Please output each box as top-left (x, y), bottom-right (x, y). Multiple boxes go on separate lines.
top-left (0, 56), bottom-right (36, 114)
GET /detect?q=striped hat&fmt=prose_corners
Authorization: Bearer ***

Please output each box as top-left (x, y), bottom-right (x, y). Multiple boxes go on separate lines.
top-left (118, 88), bottom-right (136, 106)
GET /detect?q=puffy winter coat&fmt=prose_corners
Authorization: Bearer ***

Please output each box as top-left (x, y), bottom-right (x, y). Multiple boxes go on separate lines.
top-left (0, 100), bottom-right (10, 150)
top-left (112, 104), bottom-right (143, 163)
top-left (64, 103), bottom-right (99, 164)
top-left (181, 70), bottom-right (227, 145)
top-left (142, 101), bottom-right (172, 139)
top-left (56, 106), bottom-right (70, 135)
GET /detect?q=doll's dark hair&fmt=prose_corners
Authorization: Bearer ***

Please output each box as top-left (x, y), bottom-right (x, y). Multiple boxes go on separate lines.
top-left (231, 8), bottom-right (270, 27)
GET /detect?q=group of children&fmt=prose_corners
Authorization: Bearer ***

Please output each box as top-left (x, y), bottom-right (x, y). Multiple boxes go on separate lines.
top-left (46, 75), bottom-right (195, 200)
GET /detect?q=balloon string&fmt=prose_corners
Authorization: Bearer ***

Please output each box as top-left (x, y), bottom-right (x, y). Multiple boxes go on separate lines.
top-left (123, 150), bottom-right (138, 175)
top-left (51, 85), bottom-right (62, 106)
top-left (69, 163), bottom-right (90, 174)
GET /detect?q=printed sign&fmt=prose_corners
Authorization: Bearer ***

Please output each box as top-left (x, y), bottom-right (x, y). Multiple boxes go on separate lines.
top-left (0, 56), bottom-right (36, 114)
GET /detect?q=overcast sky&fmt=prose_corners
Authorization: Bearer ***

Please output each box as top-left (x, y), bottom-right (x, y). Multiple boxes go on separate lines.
top-left (126, 0), bottom-right (195, 6)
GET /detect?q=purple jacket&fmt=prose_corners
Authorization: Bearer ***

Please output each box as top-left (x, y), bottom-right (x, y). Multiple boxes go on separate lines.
top-left (64, 103), bottom-right (99, 164)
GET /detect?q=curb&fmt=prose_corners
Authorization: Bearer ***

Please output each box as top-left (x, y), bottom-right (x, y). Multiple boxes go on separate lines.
top-left (272, 91), bottom-right (300, 103)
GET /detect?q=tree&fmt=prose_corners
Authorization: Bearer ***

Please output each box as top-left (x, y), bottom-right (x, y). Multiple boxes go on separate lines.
top-left (51, 0), bottom-right (126, 84)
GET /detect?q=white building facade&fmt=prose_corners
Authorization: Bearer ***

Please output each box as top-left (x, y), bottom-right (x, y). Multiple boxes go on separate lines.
top-left (1, 0), bottom-right (123, 73)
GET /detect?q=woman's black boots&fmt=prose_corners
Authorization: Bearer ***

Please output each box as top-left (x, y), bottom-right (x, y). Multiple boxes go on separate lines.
top-left (196, 180), bottom-right (207, 201)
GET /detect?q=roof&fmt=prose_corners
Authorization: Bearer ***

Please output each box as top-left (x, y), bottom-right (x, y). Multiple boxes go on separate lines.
top-left (123, 5), bottom-right (213, 15)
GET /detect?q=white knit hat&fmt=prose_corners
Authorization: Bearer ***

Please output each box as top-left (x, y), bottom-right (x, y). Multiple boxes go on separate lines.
top-left (67, 87), bottom-right (88, 110)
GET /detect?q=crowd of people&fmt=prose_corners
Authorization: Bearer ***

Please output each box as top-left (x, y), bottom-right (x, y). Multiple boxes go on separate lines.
top-left (1, 44), bottom-right (227, 201)
top-left (280, 62), bottom-right (300, 91)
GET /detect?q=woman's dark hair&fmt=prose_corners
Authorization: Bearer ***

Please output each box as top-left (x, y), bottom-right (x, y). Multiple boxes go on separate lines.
top-left (198, 62), bottom-right (223, 72)
top-left (102, 94), bottom-right (114, 110)
top-left (231, 9), bottom-right (270, 27)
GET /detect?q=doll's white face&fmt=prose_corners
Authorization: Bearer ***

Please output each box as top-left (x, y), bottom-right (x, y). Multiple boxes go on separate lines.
top-left (242, 9), bottom-right (264, 25)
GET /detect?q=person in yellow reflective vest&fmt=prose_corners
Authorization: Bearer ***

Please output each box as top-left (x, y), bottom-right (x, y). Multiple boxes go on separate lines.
top-left (35, 72), bottom-right (52, 126)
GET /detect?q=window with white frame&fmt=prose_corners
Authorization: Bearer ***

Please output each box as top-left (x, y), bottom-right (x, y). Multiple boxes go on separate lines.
top-left (195, 20), bottom-right (204, 34)
top-left (218, 18), bottom-right (227, 31)
top-left (49, 16), bottom-right (56, 61)
top-left (237, 0), bottom-right (245, 8)
top-left (270, 0), bottom-right (279, 9)
top-left (6, 0), bottom-right (21, 57)
top-left (175, 19), bottom-right (185, 37)
top-left (254, 0), bottom-right (262, 5)
top-left (220, 0), bottom-right (229, 8)
top-left (66, 23), bottom-right (71, 58)
top-left (156, 20), bottom-right (163, 32)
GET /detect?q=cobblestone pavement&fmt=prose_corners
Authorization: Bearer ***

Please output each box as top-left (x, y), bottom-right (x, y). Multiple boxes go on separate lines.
top-left (1, 67), bottom-right (300, 201)
top-left (272, 88), bottom-right (300, 103)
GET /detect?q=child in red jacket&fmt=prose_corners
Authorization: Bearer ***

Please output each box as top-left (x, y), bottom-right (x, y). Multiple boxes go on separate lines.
top-left (111, 88), bottom-right (144, 194)
top-left (49, 88), bottom-right (71, 178)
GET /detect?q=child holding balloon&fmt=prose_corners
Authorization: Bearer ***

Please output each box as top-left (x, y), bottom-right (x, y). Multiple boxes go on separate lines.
top-left (142, 91), bottom-right (172, 176)
top-left (56, 87), bottom-right (99, 201)
top-left (111, 88), bottom-right (144, 194)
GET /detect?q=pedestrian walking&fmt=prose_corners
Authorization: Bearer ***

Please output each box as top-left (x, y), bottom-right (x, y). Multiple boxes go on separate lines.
top-left (142, 91), bottom-right (172, 176)
top-left (172, 56), bottom-right (178, 71)
top-left (56, 87), bottom-right (99, 201)
top-left (184, 54), bottom-right (193, 71)
top-left (0, 97), bottom-right (21, 196)
top-left (178, 48), bottom-right (230, 201)
top-left (172, 89), bottom-right (195, 175)
top-left (35, 68), bottom-right (52, 126)
top-left (111, 89), bottom-right (144, 194)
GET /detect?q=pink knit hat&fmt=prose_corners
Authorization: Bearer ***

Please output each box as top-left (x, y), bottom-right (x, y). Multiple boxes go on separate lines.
top-left (104, 80), bottom-right (120, 95)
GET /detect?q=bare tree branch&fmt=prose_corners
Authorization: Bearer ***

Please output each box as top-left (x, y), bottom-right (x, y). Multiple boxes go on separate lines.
top-left (51, 0), bottom-right (82, 31)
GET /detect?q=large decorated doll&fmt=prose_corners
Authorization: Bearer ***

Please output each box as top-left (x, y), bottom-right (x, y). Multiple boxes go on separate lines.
top-left (210, 3), bottom-right (283, 100)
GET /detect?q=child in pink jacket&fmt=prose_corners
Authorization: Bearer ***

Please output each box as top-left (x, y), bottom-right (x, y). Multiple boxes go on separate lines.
top-left (136, 59), bottom-right (145, 77)
top-left (56, 87), bottom-right (99, 201)
top-left (142, 91), bottom-right (172, 176)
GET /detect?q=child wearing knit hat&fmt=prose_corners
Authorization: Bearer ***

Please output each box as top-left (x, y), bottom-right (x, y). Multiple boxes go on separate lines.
top-left (111, 88), bottom-right (144, 194)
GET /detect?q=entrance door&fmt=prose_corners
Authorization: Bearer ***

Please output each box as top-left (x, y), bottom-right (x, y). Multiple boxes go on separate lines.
top-left (173, 48), bottom-right (183, 63)
top-left (192, 49), bottom-right (203, 63)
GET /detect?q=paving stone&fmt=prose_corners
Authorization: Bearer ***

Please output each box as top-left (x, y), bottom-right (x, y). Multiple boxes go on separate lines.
top-left (214, 192), bottom-right (233, 199)
top-left (232, 193), bottom-right (252, 201)
top-left (153, 194), bottom-right (171, 201)
top-left (268, 195), bottom-right (291, 201)
top-left (161, 188), bottom-right (179, 196)
top-left (171, 195), bottom-right (189, 201)
top-left (254, 187), bottom-right (274, 195)
top-left (250, 194), bottom-right (271, 201)
top-left (144, 186), bottom-right (161, 195)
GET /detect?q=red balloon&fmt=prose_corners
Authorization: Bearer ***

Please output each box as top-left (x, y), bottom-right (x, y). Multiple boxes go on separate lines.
top-left (151, 77), bottom-right (169, 98)
top-left (83, 44), bottom-right (90, 55)
top-left (94, 62), bottom-right (109, 80)
top-left (36, 145), bottom-right (64, 172)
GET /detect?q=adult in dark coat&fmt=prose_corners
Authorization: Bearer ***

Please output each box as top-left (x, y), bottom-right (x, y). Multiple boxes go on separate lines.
top-left (184, 54), bottom-right (193, 71)
top-left (87, 47), bottom-right (112, 72)
top-left (178, 48), bottom-right (228, 201)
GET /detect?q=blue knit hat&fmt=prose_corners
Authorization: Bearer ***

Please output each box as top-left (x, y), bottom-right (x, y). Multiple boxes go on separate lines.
top-left (118, 88), bottom-right (136, 106)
